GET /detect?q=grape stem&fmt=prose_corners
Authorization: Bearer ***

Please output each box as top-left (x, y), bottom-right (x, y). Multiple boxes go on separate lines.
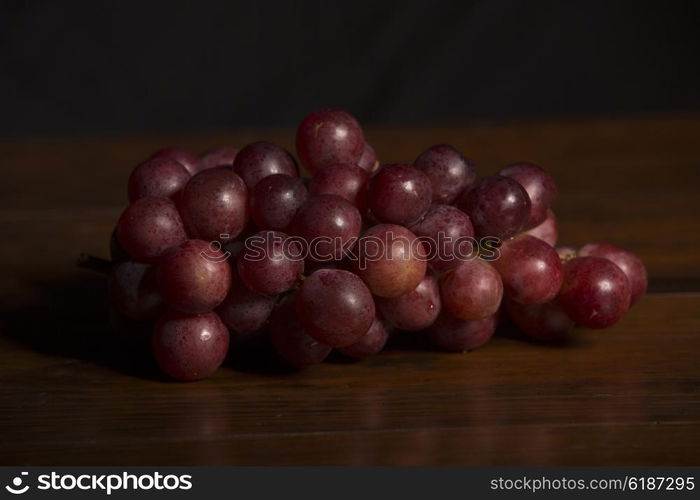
top-left (77, 253), bottom-right (113, 275)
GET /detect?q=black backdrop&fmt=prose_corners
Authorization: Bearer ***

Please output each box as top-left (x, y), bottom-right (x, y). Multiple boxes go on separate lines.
top-left (1, 0), bottom-right (698, 136)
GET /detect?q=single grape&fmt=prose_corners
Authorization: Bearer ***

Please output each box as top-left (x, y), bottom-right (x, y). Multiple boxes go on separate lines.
top-left (250, 174), bottom-right (308, 231)
top-left (152, 310), bottom-right (229, 381)
top-left (296, 108), bottom-right (365, 174)
top-left (409, 204), bottom-right (475, 271)
top-left (558, 256), bottom-right (631, 328)
top-left (156, 239), bottom-right (232, 314)
top-left (232, 141), bottom-right (298, 189)
top-left (523, 208), bottom-right (557, 246)
top-left (149, 147), bottom-right (203, 176)
top-left (440, 259), bottom-right (503, 320)
top-left (308, 163), bottom-right (369, 213)
top-left (491, 234), bottom-right (563, 305)
top-left (199, 146), bottom-right (239, 169)
top-left (368, 163), bottom-right (432, 225)
top-left (426, 312), bottom-right (498, 352)
top-left (578, 243), bottom-right (647, 305)
top-left (237, 230), bottom-right (304, 296)
top-left (506, 298), bottom-right (574, 341)
top-left (353, 224), bottom-right (428, 298)
top-left (127, 157), bottom-right (190, 202)
top-left (116, 196), bottom-right (187, 263)
top-left (499, 162), bottom-right (557, 229)
top-left (178, 167), bottom-right (249, 242)
top-left (269, 295), bottom-right (331, 368)
top-left (457, 175), bottom-right (531, 239)
top-left (377, 273), bottom-right (441, 331)
top-left (291, 195), bottom-right (362, 262)
top-left (414, 144), bottom-right (475, 204)
top-left (215, 272), bottom-right (277, 345)
top-left (296, 269), bottom-right (375, 347)
top-left (109, 261), bottom-right (164, 321)
top-left (337, 315), bottom-right (389, 358)
top-left (357, 141), bottom-right (378, 172)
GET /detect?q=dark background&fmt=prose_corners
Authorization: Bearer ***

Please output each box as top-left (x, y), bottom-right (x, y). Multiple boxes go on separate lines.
top-left (1, 0), bottom-right (698, 137)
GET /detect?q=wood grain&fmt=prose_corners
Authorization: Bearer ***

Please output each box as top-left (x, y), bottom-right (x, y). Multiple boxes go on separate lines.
top-left (0, 114), bottom-right (699, 465)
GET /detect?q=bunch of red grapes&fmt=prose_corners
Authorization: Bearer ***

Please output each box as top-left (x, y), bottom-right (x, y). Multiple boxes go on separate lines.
top-left (108, 109), bottom-right (647, 381)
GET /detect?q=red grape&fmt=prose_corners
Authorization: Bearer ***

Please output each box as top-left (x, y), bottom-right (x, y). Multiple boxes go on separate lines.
top-left (199, 146), bottom-right (239, 169)
top-left (357, 141), bottom-right (378, 172)
top-left (296, 269), bottom-right (375, 347)
top-left (368, 163), bottom-right (432, 225)
top-left (523, 208), bottom-right (557, 246)
top-left (409, 204), bottom-right (475, 271)
top-left (558, 256), bottom-right (631, 328)
top-left (116, 196), bottom-right (187, 263)
top-left (457, 175), bottom-right (531, 239)
top-left (178, 167), bottom-right (249, 242)
top-left (499, 162), bottom-right (557, 229)
top-left (215, 273), bottom-right (277, 344)
top-left (292, 195), bottom-right (362, 262)
top-left (232, 141), bottom-right (298, 189)
top-left (426, 312), bottom-right (498, 352)
top-left (308, 163), bottom-right (369, 212)
top-left (506, 298), bottom-right (574, 341)
top-left (127, 157), bottom-right (190, 202)
top-left (440, 259), bottom-right (503, 320)
top-left (156, 239), bottom-right (231, 314)
top-left (270, 296), bottom-right (331, 368)
top-left (414, 144), bottom-right (475, 204)
top-left (492, 234), bottom-right (563, 304)
top-left (578, 243), bottom-right (647, 305)
top-left (109, 261), bottom-right (164, 321)
top-left (353, 224), bottom-right (428, 298)
top-left (377, 273), bottom-right (441, 331)
top-left (237, 230), bottom-right (304, 296)
top-left (251, 174), bottom-right (308, 231)
top-left (296, 108), bottom-right (365, 174)
top-left (149, 147), bottom-right (203, 176)
top-left (337, 315), bottom-right (389, 358)
top-left (152, 310), bottom-right (229, 381)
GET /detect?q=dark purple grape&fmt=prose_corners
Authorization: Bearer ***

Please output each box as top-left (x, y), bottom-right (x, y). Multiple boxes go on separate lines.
top-left (337, 315), bottom-right (389, 358)
top-left (409, 204), bottom-right (475, 271)
top-left (506, 299), bottom-right (574, 341)
top-left (296, 108), bottom-right (365, 174)
top-left (492, 234), bottom-right (563, 305)
top-left (578, 243), bottom-right (647, 305)
top-left (558, 256), bottom-right (631, 328)
top-left (440, 259), bottom-right (503, 321)
top-left (457, 175), bottom-right (531, 239)
top-left (232, 141), bottom-right (298, 189)
top-left (237, 231), bottom-right (304, 296)
top-left (199, 146), bottom-right (239, 169)
top-left (377, 273), bottom-right (441, 331)
top-left (116, 196), bottom-right (187, 263)
top-left (250, 174), bottom-right (308, 231)
top-left (308, 163), bottom-right (369, 213)
top-left (296, 269), bottom-right (375, 347)
top-left (499, 162), bottom-right (557, 229)
top-left (149, 147), bottom-right (203, 176)
top-left (152, 310), bottom-right (229, 381)
top-left (156, 239), bottom-right (231, 314)
top-left (127, 157), bottom-right (190, 202)
top-left (426, 312), bottom-right (498, 352)
top-left (215, 273), bottom-right (277, 344)
top-left (270, 296), bottom-right (331, 368)
top-left (353, 224), bottom-right (428, 298)
top-left (357, 142), bottom-right (378, 172)
top-left (292, 195), bottom-right (362, 262)
top-left (109, 261), bottom-right (164, 321)
top-left (178, 167), bottom-right (249, 242)
top-left (523, 208), bottom-right (557, 246)
top-left (414, 144), bottom-right (475, 204)
top-left (368, 163), bottom-right (432, 225)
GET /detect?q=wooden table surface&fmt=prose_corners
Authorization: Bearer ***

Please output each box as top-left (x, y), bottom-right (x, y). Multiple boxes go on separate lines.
top-left (1, 115), bottom-right (699, 465)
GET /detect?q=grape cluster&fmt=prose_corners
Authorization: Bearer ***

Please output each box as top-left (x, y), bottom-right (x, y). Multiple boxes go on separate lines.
top-left (108, 109), bottom-right (647, 381)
